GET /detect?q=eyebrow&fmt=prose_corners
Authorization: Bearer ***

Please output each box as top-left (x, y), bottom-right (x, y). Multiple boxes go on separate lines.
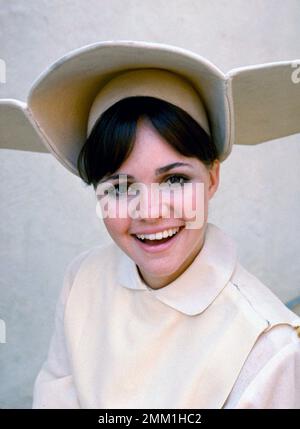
top-left (99, 162), bottom-right (193, 183)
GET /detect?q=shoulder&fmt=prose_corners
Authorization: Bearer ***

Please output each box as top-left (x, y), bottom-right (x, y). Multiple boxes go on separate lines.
top-left (225, 263), bottom-right (300, 408)
top-left (226, 322), bottom-right (300, 408)
top-left (59, 241), bottom-right (119, 304)
top-left (230, 261), bottom-right (300, 332)
top-left (65, 241), bottom-right (118, 280)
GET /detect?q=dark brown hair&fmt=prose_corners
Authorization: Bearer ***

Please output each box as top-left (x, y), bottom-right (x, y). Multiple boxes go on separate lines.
top-left (77, 96), bottom-right (219, 190)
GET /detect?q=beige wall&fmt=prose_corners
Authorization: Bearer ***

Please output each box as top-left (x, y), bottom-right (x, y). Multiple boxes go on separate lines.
top-left (0, 0), bottom-right (300, 408)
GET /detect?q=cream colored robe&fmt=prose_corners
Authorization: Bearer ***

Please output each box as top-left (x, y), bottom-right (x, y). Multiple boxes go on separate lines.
top-left (32, 223), bottom-right (300, 408)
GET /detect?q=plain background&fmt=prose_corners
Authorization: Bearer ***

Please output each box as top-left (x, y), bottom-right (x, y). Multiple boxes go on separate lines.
top-left (0, 0), bottom-right (300, 408)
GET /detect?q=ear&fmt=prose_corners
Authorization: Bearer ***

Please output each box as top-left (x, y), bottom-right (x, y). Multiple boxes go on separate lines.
top-left (207, 159), bottom-right (220, 200)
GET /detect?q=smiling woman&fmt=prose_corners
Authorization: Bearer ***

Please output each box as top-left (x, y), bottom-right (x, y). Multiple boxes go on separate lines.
top-left (2, 40), bottom-right (299, 409)
top-left (78, 96), bottom-right (220, 289)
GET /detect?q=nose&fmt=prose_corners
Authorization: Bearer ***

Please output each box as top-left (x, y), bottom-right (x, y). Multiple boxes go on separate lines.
top-left (129, 183), bottom-right (170, 221)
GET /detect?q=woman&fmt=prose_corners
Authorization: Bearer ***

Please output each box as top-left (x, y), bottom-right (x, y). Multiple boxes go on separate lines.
top-left (1, 41), bottom-right (299, 408)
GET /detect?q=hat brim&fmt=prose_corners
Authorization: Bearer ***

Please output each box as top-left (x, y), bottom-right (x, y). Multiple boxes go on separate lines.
top-left (26, 40), bottom-right (229, 176)
top-left (1, 41), bottom-right (300, 178)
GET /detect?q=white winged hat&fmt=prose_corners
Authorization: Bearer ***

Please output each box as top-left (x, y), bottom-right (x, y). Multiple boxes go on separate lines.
top-left (1, 40), bottom-right (300, 176)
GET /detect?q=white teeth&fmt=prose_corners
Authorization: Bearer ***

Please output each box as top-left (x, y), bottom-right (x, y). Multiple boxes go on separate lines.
top-left (136, 227), bottom-right (180, 241)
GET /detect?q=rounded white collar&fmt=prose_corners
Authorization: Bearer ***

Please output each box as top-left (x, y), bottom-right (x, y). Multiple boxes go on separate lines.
top-left (116, 223), bottom-right (237, 316)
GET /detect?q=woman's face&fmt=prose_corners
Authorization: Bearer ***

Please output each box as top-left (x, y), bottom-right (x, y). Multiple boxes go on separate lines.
top-left (97, 118), bottom-right (220, 289)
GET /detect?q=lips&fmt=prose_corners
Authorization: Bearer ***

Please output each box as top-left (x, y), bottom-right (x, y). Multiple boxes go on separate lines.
top-left (132, 225), bottom-right (185, 253)
top-left (131, 225), bottom-right (185, 237)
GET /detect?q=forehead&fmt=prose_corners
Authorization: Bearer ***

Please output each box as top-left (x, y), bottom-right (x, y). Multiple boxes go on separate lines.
top-left (98, 117), bottom-right (210, 185)
top-left (120, 118), bottom-right (199, 170)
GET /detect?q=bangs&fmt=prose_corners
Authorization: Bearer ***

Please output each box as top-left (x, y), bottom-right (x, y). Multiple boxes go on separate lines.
top-left (77, 96), bottom-right (219, 189)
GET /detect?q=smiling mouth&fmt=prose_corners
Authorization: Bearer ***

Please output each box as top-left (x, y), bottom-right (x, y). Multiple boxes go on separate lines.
top-left (133, 225), bottom-right (185, 246)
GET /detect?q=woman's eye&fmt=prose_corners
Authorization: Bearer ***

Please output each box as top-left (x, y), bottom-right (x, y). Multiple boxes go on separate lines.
top-left (107, 183), bottom-right (138, 197)
top-left (113, 183), bottom-right (128, 196)
top-left (165, 175), bottom-right (189, 187)
top-left (103, 184), bottom-right (125, 197)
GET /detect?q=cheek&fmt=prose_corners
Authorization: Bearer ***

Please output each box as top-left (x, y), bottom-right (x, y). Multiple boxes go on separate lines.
top-left (103, 217), bottom-right (130, 241)
top-left (171, 183), bottom-right (207, 227)
top-left (192, 182), bottom-right (208, 213)
top-left (98, 194), bottom-right (130, 220)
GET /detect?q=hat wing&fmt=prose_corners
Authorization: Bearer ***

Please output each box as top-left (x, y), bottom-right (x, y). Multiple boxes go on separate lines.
top-left (227, 59), bottom-right (300, 146)
top-left (0, 99), bottom-right (49, 153)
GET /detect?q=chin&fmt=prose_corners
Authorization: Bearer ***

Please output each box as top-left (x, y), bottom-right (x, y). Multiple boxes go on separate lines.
top-left (138, 257), bottom-right (182, 277)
